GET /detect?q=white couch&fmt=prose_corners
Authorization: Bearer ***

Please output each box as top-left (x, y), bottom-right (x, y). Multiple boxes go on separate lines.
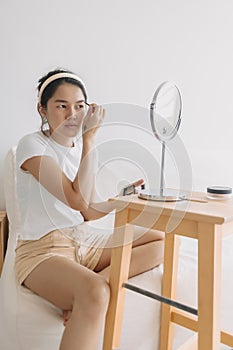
top-left (0, 147), bottom-right (232, 350)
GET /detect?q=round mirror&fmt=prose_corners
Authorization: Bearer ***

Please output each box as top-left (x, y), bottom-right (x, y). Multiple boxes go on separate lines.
top-left (150, 81), bottom-right (182, 141)
top-left (139, 81), bottom-right (185, 202)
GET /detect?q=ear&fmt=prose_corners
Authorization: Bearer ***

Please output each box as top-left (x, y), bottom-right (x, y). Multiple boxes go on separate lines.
top-left (37, 103), bottom-right (46, 117)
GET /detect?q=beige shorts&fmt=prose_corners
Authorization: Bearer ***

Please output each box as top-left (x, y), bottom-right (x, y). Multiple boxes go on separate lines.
top-left (15, 226), bottom-right (110, 285)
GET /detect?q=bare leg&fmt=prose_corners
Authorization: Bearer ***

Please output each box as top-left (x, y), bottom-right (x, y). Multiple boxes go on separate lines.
top-left (95, 228), bottom-right (164, 279)
top-left (62, 228), bottom-right (164, 324)
top-left (23, 256), bottom-right (110, 350)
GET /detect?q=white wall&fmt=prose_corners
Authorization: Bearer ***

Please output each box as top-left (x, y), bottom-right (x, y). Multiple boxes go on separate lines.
top-left (0, 0), bottom-right (233, 209)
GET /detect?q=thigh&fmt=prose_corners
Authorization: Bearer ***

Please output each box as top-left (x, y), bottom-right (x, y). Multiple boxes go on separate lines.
top-left (94, 227), bottom-right (164, 272)
top-left (24, 255), bottom-right (102, 311)
top-left (131, 226), bottom-right (164, 247)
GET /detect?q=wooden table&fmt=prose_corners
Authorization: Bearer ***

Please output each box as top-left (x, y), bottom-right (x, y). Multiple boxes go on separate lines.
top-left (102, 193), bottom-right (233, 350)
top-left (0, 211), bottom-right (8, 276)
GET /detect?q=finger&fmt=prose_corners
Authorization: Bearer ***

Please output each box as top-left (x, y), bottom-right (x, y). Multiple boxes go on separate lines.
top-left (84, 104), bottom-right (95, 118)
top-left (132, 179), bottom-right (144, 188)
top-left (83, 104), bottom-right (99, 123)
top-left (101, 108), bottom-right (106, 121)
top-left (91, 104), bottom-right (99, 114)
top-left (98, 108), bottom-right (105, 125)
top-left (89, 103), bottom-right (97, 107)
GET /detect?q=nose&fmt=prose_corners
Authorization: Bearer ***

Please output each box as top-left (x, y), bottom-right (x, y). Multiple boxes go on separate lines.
top-left (65, 105), bottom-right (77, 119)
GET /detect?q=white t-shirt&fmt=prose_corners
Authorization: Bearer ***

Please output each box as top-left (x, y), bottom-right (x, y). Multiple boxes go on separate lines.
top-left (16, 131), bottom-right (86, 240)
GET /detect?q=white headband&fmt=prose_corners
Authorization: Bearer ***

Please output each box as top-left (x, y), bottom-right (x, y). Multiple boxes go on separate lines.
top-left (38, 72), bottom-right (86, 103)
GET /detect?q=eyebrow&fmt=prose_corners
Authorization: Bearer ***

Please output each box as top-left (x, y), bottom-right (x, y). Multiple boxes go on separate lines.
top-left (54, 99), bottom-right (86, 103)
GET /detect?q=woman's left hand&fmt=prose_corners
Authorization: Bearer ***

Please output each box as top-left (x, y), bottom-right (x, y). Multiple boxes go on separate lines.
top-left (118, 179), bottom-right (144, 196)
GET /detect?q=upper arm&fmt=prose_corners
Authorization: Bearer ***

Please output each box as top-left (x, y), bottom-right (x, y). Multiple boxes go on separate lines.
top-left (21, 156), bottom-right (88, 211)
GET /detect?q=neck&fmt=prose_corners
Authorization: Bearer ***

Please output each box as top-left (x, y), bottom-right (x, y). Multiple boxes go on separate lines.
top-left (44, 130), bottom-right (74, 147)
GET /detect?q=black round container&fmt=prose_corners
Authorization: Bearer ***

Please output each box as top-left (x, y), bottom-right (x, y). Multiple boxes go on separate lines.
top-left (207, 186), bottom-right (232, 200)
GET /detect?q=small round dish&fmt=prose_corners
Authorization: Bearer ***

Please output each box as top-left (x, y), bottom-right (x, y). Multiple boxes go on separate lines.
top-left (207, 186), bottom-right (232, 200)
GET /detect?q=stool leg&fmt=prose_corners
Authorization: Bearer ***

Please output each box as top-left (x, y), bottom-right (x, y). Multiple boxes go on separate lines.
top-left (198, 223), bottom-right (222, 350)
top-left (103, 209), bottom-right (133, 350)
top-left (159, 233), bottom-right (180, 350)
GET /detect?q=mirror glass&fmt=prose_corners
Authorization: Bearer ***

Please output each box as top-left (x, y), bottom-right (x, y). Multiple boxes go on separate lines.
top-left (150, 81), bottom-right (182, 142)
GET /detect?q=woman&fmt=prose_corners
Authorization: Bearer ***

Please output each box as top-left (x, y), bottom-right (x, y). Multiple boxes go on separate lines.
top-left (15, 68), bottom-right (164, 350)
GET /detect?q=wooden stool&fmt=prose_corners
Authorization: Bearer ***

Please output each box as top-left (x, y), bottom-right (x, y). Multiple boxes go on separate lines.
top-left (159, 227), bottom-right (233, 350)
top-left (102, 194), bottom-right (233, 350)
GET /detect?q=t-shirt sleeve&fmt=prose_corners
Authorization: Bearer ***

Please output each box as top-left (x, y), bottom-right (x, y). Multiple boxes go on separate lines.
top-left (16, 132), bottom-right (56, 170)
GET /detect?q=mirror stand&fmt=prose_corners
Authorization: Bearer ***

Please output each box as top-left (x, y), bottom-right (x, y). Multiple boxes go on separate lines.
top-left (139, 141), bottom-right (185, 202)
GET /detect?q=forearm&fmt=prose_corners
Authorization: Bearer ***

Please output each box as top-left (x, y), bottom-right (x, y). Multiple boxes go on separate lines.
top-left (72, 103), bottom-right (105, 209)
top-left (81, 179), bottom-right (145, 220)
top-left (72, 137), bottom-right (96, 208)
top-left (81, 199), bottom-right (117, 221)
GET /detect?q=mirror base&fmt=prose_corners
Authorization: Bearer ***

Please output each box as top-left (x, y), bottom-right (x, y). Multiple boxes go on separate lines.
top-left (138, 189), bottom-right (186, 202)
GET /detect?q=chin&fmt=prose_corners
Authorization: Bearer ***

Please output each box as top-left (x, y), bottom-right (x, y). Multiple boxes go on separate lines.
top-left (63, 126), bottom-right (80, 137)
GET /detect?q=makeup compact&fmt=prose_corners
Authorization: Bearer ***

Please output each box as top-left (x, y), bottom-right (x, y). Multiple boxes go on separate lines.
top-left (207, 186), bottom-right (233, 200)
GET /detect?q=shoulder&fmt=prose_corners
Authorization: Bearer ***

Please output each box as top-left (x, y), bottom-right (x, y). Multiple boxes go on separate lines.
top-left (17, 131), bottom-right (48, 149)
top-left (16, 131), bottom-right (56, 167)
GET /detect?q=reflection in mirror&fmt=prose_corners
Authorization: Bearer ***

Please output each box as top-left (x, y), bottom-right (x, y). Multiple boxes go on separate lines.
top-left (150, 81), bottom-right (182, 142)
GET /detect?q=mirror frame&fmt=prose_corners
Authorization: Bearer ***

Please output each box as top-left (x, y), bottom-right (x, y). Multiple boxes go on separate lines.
top-left (150, 81), bottom-right (182, 142)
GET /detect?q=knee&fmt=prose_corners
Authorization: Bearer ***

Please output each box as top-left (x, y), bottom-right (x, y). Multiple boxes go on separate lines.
top-left (77, 276), bottom-right (110, 316)
top-left (90, 277), bottom-right (110, 310)
top-left (153, 230), bottom-right (165, 241)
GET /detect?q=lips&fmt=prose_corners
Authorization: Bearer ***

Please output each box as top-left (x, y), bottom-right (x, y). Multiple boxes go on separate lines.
top-left (65, 123), bottom-right (78, 127)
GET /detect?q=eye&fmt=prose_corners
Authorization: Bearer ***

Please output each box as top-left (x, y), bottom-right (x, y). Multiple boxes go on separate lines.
top-left (57, 104), bottom-right (66, 109)
top-left (75, 104), bottom-right (85, 110)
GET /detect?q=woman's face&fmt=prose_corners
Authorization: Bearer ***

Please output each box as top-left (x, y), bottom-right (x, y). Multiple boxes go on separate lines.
top-left (40, 83), bottom-right (87, 145)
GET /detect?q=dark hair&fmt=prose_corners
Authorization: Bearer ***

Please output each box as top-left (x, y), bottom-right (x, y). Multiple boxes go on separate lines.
top-left (37, 68), bottom-right (87, 108)
top-left (38, 68), bottom-right (88, 134)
